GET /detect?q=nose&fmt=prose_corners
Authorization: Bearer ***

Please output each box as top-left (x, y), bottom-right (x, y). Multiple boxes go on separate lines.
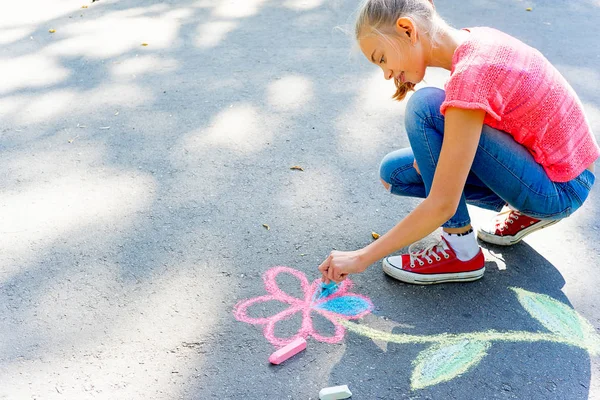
top-left (383, 69), bottom-right (393, 80)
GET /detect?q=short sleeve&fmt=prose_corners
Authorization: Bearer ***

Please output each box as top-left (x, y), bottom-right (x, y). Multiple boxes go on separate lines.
top-left (440, 44), bottom-right (508, 121)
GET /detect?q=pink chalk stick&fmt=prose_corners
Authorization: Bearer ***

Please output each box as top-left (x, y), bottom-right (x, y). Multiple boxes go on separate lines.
top-left (268, 337), bottom-right (307, 365)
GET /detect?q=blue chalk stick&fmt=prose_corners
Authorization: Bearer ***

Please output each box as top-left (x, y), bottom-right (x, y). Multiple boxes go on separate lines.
top-left (318, 282), bottom-right (338, 299)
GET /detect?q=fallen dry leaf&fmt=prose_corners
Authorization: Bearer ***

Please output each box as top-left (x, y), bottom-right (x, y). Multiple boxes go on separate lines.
top-left (49, 29), bottom-right (56, 33)
top-left (290, 166), bottom-right (304, 171)
top-left (526, 7), bottom-right (532, 11)
top-left (371, 232), bottom-right (380, 240)
top-left (81, 5), bottom-right (88, 8)
top-left (262, 224), bottom-right (270, 230)
top-left (141, 43), bottom-right (148, 46)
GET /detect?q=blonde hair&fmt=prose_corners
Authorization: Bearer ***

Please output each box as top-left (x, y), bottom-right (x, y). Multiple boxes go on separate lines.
top-left (355, 0), bottom-right (447, 101)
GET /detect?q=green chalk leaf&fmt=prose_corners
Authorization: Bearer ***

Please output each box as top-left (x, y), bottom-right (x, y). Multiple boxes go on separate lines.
top-left (512, 288), bottom-right (597, 344)
top-left (411, 339), bottom-right (490, 390)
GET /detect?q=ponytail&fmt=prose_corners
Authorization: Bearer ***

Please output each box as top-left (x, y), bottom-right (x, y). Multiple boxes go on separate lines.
top-left (393, 78), bottom-right (416, 101)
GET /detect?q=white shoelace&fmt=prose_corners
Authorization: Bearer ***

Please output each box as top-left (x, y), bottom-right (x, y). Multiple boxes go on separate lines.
top-left (408, 240), bottom-right (450, 268)
top-left (494, 210), bottom-right (520, 231)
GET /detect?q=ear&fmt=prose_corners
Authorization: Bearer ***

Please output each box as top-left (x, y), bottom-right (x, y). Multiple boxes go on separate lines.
top-left (394, 17), bottom-right (418, 45)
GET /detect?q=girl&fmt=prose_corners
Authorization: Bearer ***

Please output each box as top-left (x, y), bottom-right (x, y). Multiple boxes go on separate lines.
top-left (318, 0), bottom-right (599, 285)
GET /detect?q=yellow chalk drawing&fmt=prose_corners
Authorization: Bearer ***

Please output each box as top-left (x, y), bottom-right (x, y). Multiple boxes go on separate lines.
top-left (338, 287), bottom-right (600, 390)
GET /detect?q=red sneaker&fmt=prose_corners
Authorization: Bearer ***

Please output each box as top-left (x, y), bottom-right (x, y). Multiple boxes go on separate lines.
top-left (477, 209), bottom-right (560, 246)
top-left (382, 237), bottom-right (485, 285)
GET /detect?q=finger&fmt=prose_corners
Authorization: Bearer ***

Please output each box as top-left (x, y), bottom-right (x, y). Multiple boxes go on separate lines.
top-left (318, 254), bottom-right (332, 268)
top-left (318, 256), bottom-right (331, 283)
top-left (333, 268), bottom-right (347, 283)
top-left (327, 260), bottom-right (336, 283)
top-left (319, 268), bottom-right (328, 283)
top-left (322, 268), bottom-right (330, 284)
top-left (317, 258), bottom-right (327, 273)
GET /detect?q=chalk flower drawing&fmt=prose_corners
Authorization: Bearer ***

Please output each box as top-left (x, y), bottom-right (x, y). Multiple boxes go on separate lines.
top-left (233, 266), bottom-right (373, 346)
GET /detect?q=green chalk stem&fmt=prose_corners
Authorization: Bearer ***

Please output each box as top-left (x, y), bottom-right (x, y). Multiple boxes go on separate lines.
top-left (338, 319), bottom-right (600, 355)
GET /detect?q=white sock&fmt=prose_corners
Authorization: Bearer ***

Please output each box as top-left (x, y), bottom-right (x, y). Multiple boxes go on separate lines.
top-left (442, 229), bottom-right (480, 261)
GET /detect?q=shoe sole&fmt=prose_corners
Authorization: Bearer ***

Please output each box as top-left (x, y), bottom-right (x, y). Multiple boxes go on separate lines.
top-left (476, 219), bottom-right (560, 246)
top-left (382, 259), bottom-right (485, 285)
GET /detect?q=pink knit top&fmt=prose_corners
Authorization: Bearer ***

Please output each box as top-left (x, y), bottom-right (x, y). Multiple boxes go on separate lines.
top-left (440, 27), bottom-right (599, 182)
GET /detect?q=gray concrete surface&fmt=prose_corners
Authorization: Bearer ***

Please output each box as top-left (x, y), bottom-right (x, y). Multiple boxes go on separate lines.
top-left (1, 0), bottom-right (599, 399)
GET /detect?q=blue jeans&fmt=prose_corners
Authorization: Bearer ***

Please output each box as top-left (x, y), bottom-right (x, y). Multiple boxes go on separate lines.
top-left (379, 87), bottom-right (596, 229)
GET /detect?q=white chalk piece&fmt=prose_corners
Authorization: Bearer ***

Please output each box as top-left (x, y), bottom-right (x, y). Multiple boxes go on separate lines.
top-left (319, 385), bottom-right (352, 400)
top-left (268, 337), bottom-right (307, 365)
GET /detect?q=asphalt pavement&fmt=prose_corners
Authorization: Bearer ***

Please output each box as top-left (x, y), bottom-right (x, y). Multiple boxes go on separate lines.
top-left (1, 0), bottom-right (599, 399)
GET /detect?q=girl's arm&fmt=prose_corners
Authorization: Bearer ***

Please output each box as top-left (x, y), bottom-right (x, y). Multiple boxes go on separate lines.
top-left (320, 107), bottom-right (487, 282)
top-left (360, 107), bottom-right (486, 264)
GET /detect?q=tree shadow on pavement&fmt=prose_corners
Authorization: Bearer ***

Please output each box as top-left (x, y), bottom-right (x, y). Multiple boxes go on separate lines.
top-left (330, 241), bottom-right (593, 399)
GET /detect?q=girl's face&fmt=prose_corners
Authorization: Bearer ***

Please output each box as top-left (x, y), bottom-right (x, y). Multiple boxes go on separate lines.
top-left (358, 20), bottom-right (427, 85)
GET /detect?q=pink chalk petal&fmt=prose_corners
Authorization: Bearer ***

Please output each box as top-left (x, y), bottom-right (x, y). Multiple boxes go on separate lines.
top-left (234, 295), bottom-right (300, 325)
top-left (308, 280), bottom-right (322, 302)
top-left (262, 304), bottom-right (305, 346)
top-left (264, 266), bottom-right (311, 303)
top-left (332, 279), bottom-right (352, 296)
top-left (309, 318), bottom-right (346, 344)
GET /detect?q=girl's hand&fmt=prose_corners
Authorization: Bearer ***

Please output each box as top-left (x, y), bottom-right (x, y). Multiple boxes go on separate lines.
top-left (413, 159), bottom-right (420, 175)
top-left (318, 249), bottom-right (369, 283)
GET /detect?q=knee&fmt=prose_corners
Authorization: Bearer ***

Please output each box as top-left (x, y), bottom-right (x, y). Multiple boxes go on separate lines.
top-left (379, 148), bottom-right (414, 191)
top-left (379, 151), bottom-right (398, 190)
top-left (404, 87), bottom-right (445, 130)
